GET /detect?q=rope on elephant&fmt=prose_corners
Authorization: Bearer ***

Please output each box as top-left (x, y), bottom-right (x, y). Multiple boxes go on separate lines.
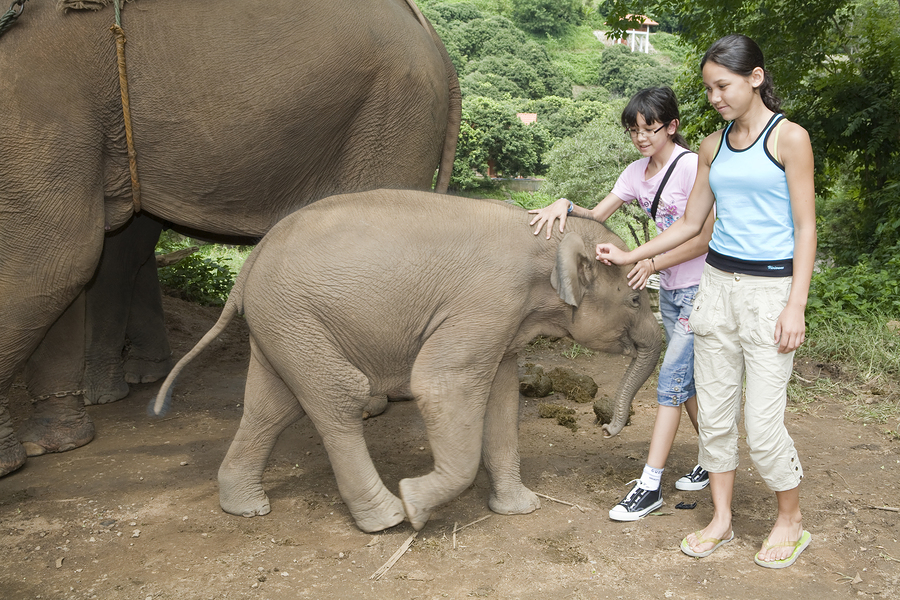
top-left (0, 0), bottom-right (27, 38)
top-left (109, 0), bottom-right (142, 212)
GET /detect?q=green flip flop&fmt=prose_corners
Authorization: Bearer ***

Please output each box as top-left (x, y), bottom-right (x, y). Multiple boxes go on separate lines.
top-left (754, 530), bottom-right (812, 569)
top-left (680, 530), bottom-right (734, 558)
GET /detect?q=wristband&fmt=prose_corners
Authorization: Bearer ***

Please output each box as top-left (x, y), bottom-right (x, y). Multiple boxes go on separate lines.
top-left (566, 200), bottom-right (574, 214)
top-left (651, 257), bottom-right (657, 272)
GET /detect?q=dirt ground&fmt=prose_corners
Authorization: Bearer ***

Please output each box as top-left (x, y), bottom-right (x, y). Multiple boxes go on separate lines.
top-left (1, 295), bottom-right (898, 600)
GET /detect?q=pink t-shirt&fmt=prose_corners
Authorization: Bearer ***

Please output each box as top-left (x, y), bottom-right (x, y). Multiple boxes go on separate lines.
top-left (610, 147), bottom-right (705, 290)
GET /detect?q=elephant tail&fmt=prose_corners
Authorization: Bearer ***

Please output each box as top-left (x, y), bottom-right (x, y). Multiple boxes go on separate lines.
top-left (147, 300), bottom-right (238, 416)
top-left (408, 0), bottom-right (460, 193)
top-left (148, 248), bottom-right (260, 417)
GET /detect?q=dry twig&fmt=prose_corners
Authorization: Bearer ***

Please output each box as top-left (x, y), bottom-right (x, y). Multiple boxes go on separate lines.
top-left (867, 505), bottom-right (900, 513)
top-left (453, 514), bottom-right (492, 534)
top-left (825, 469), bottom-right (858, 494)
top-left (369, 531), bottom-right (418, 581)
top-left (535, 492), bottom-right (587, 512)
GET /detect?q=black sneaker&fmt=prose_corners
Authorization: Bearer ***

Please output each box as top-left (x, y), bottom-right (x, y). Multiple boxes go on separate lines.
top-left (675, 465), bottom-right (710, 491)
top-left (608, 481), bottom-right (663, 521)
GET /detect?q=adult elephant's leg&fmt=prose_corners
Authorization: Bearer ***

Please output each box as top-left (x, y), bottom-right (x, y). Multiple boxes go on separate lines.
top-left (218, 340), bottom-right (304, 518)
top-left (19, 292), bottom-right (94, 457)
top-left (123, 240), bottom-right (173, 385)
top-left (399, 339), bottom-right (493, 530)
top-left (482, 355), bottom-right (540, 515)
top-left (84, 214), bottom-right (169, 405)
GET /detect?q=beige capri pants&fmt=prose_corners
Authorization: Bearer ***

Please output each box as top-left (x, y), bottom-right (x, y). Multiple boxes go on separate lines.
top-left (688, 265), bottom-right (804, 492)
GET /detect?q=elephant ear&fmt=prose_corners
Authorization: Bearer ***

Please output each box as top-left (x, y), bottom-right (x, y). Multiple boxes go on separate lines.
top-left (551, 232), bottom-right (594, 307)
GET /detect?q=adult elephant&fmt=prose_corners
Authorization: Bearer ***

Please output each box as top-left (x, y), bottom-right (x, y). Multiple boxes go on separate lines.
top-left (0, 0), bottom-right (460, 476)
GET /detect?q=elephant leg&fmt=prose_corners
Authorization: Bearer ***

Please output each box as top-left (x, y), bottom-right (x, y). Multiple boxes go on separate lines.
top-left (303, 392), bottom-right (406, 532)
top-left (219, 341), bottom-right (304, 518)
top-left (398, 343), bottom-right (493, 531)
top-left (84, 214), bottom-right (168, 404)
top-left (122, 236), bottom-right (173, 385)
top-left (482, 355), bottom-right (540, 516)
top-left (0, 400), bottom-right (27, 476)
top-left (19, 292), bottom-right (95, 457)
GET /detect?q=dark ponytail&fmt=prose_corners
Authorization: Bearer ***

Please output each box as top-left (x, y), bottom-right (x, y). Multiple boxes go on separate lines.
top-left (621, 86), bottom-right (690, 149)
top-left (701, 34), bottom-right (781, 113)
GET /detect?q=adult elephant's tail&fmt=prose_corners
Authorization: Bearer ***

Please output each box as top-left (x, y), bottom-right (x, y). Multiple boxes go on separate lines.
top-left (148, 247), bottom-right (261, 417)
top-left (406, 0), bottom-right (460, 192)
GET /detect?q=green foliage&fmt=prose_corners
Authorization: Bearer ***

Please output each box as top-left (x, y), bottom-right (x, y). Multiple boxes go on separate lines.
top-left (464, 54), bottom-right (551, 98)
top-left (510, 0), bottom-right (587, 36)
top-left (155, 232), bottom-right (251, 307)
top-left (510, 190), bottom-right (554, 209)
top-left (158, 253), bottom-right (235, 307)
top-left (452, 96), bottom-right (549, 184)
top-left (460, 71), bottom-right (527, 100)
top-left (597, 44), bottom-right (677, 97)
top-left (553, 50), bottom-right (606, 86)
top-left (807, 252), bottom-right (900, 329)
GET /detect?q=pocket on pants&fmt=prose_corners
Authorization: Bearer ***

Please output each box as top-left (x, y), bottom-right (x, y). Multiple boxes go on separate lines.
top-left (687, 287), bottom-right (718, 337)
top-left (748, 286), bottom-right (790, 346)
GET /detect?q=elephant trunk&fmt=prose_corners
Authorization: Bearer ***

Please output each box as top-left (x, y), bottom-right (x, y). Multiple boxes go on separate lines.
top-left (601, 310), bottom-right (662, 438)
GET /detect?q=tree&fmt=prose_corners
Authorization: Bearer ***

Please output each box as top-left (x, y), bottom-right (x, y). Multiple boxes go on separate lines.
top-left (597, 44), bottom-right (677, 97)
top-left (510, 0), bottom-right (586, 36)
top-left (451, 96), bottom-right (549, 186)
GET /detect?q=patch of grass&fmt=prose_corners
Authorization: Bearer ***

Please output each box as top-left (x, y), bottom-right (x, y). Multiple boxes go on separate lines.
top-left (794, 312), bottom-right (900, 427)
top-left (562, 342), bottom-right (594, 360)
top-left (510, 190), bottom-right (553, 210)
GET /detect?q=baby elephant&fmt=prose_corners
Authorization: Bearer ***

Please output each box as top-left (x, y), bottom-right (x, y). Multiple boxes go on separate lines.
top-left (151, 190), bottom-right (661, 533)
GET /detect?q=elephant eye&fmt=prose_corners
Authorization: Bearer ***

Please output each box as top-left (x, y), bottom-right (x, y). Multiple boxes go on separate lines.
top-left (629, 291), bottom-right (641, 308)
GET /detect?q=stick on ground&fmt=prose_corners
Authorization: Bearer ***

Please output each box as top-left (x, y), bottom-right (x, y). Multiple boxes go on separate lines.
top-left (369, 531), bottom-right (418, 581)
top-left (535, 492), bottom-right (587, 512)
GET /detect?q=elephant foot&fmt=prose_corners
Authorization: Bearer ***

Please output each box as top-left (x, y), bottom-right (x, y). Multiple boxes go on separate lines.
top-left (398, 477), bottom-right (433, 531)
top-left (83, 357), bottom-right (130, 405)
top-left (218, 468), bottom-right (272, 518)
top-left (18, 396), bottom-right (95, 456)
top-left (488, 484), bottom-right (541, 515)
top-left (0, 442), bottom-right (27, 477)
top-left (84, 376), bottom-right (130, 406)
top-left (124, 355), bottom-right (174, 384)
top-left (350, 494), bottom-right (406, 533)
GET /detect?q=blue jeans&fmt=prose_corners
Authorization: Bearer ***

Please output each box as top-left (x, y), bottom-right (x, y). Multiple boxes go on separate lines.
top-left (657, 286), bottom-right (698, 407)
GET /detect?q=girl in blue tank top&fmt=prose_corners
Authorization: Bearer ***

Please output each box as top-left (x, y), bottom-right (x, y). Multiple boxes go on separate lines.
top-left (595, 34), bottom-right (817, 569)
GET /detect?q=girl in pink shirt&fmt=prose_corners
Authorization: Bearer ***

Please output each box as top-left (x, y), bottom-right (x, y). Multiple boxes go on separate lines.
top-left (530, 86), bottom-right (715, 521)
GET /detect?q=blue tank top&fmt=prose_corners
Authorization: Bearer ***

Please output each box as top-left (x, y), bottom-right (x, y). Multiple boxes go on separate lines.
top-left (708, 114), bottom-right (794, 277)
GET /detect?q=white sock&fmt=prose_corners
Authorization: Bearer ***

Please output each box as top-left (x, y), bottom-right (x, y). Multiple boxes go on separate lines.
top-left (638, 464), bottom-right (664, 491)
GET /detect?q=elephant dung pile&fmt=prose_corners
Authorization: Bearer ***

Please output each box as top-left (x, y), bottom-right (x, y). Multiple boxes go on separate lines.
top-left (521, 364), bottom-right (607, 431)
top-left (519, 363), bottom-right (598, 403)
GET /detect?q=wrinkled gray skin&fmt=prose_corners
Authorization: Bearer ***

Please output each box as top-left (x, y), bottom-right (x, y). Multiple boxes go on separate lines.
top-left (152, 190), bottom-right (662, 533)
top-left (0, 0), bottom-right (460, 476)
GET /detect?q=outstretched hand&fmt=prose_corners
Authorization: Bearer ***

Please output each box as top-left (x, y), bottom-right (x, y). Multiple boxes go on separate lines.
top-left (595, 243), bottom-right (630, 266)
top-left (528, 198), bottom-right (571, 239)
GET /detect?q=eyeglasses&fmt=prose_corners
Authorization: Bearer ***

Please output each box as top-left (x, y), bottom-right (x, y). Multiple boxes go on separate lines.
top-left (625, 123), bottom-right (667, 139)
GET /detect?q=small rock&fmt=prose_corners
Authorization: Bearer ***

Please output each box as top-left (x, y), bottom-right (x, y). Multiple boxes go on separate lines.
top-left (56, 557), bottom-right (64, 569)
top-left (132, 530), bottom-right (140, 538)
